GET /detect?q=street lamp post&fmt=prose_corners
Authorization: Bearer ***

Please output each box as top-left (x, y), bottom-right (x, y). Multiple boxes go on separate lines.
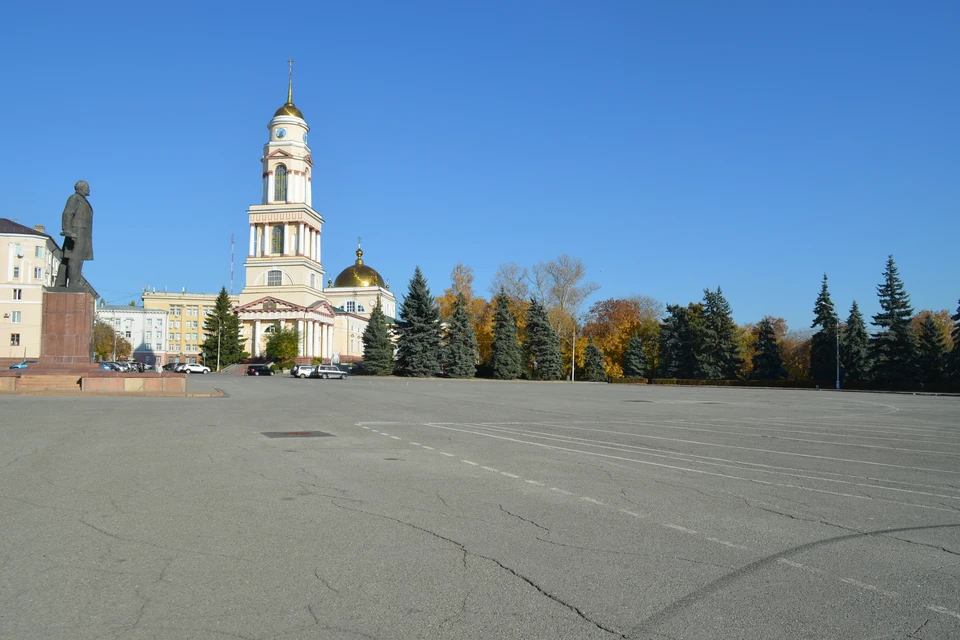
top-left (835, 313), bottom-right (841, 390)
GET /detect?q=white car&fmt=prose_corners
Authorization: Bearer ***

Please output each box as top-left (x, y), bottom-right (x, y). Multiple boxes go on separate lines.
top-left (309, 365), bottom-right (347, 380)
top-left (180, 363), bottom-right (211, 374)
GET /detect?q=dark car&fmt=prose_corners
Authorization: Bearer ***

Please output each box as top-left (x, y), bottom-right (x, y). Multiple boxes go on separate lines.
top-left (246, 364), bottom-right (275, 376)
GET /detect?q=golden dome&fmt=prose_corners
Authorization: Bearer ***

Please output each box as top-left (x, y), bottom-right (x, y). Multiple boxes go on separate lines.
top-left (274, 102), bottom-right (304, 118)
top-left (333, 248), bottom-right (386, 288)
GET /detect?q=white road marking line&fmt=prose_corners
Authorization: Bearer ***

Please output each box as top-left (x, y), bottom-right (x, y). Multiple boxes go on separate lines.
top-left (500, 472), bottom-right (519, 478)
top-left (525, 480), bottom-right (544, 486)
top-left (422, 446), bottom-right (434, 450)
top-left (777, 559), bottom-right (901, 599)
top-left (481, 466), bottom-right (499, 472)
top-left (550, 488), bottom-right (573, 495)
top-left (926, 605), bottom-right (960, 620)
top-left (409, 442), bottom-right (421, 446)
top-left (663, 524), bottom-right (698, 535)
top-left (705, 537), bottom-right (750, 551)
top-left (461, 460), bottom-right (478, 466)
top-left (440, 452), bottom-right (455, 457)
top-left (581, 497), bottom-right (607, 506)
top-left (619, 508), bottom-right (646, 519)
top-left (390, 436), bottom-right (401, 440)
top-left (362, 426), bottom-right (370, 430)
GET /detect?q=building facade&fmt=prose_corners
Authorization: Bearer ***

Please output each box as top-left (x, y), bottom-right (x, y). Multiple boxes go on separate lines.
top-left (142, 290), bottom-right (238, 365)
top-left (0, 219), bottom-right (62, 359)
top-left (95, 304), bottom-right (169, 364)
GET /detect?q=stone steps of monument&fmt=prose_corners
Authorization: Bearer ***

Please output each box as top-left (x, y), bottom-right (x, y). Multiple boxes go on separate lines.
top-left (15, 375), bottom-right (83, 391)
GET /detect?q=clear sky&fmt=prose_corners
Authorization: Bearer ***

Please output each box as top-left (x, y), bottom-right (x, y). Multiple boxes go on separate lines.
top-left (3, 1), bottom-right (957, 332)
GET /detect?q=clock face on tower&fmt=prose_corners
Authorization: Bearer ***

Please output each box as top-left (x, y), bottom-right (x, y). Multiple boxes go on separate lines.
top-left (302, 132), bottom-right (308, 144)
top-left (276, 128), bottom-right (287, 139)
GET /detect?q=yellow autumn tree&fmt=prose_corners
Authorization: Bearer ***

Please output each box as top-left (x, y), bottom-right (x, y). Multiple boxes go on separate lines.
top-left (437, 263), bottom-right (494, 365)
top-left (582, 296), bottom-right (664, 378)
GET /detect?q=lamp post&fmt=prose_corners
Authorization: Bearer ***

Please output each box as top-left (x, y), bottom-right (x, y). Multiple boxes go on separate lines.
top-left (835, 313), bottom-right (841, 390)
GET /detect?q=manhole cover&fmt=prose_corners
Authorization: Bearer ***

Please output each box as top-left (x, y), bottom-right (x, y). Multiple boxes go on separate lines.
top-left (262, 431), bottom-right (334, 438)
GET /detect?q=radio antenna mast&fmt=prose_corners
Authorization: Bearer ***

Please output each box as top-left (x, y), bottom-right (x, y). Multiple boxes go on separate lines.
top-left (230, 234), bottom-right (235, 295)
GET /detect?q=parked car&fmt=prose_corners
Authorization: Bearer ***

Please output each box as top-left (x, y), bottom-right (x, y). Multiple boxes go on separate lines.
top-left (293, 365), bottom-right (316, 379)
top-left (162, 362), bottom-right (179, 372)
top-left (246, 364), bottom-right (275, 376)
top-left (174, 363), bottom-right (189, 372)
top-left (309, 364), bottom-right (347, 380)
top-left (181, 363), bottom-right (211, 374)
top-left (104, 362), bottom-right (123, 372)
top-left (9, 359), bottom-right (39, 369)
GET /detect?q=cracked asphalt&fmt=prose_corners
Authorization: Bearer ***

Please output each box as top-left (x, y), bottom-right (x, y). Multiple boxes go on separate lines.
top-left (1, 377), bottom-right (959, 639)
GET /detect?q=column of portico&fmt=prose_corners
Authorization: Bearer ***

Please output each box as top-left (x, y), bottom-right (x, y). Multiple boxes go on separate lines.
top-left (249, 225), bottom-right (256, 257)
top-left (297, 319), bottom-right (305, 356)
top-left (254, 320), bottom-right (261, 357)
top-left (263, 224), bottom-right (271, 256)
top-left (298, 223), bottom-right (305, 256)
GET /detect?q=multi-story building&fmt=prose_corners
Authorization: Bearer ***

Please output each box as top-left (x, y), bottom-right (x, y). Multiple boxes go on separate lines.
top-left (142, 290), bottom-right (239, 365)
top-left (0, 219), bottom-right (62, 360)
top-left (95, 304), bottom-right (169, 365)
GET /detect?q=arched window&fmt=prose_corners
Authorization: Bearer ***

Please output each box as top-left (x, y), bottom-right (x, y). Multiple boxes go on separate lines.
top-left (356, 303), bottom-right (365, 312)
top-left (271, 226), bottom-right (284, 254)
top-left (267, 270), bottom-right (282, 286)
top-left (274, 164), bottom-right (288, 201)
top-left (345, 301), bottom-right (356, 313)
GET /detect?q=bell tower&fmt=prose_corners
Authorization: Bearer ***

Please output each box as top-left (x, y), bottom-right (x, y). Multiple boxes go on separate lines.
top-left (240, 60), bottom-right (326, 308)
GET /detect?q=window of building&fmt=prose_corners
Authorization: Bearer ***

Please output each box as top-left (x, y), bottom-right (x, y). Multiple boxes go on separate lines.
top-left (171, 305), bottom-right (181, 316)
top-left (125, 331), bottom-right (131, 338)
top-left (10, 333), bottom-right (20, 346)
top-left (115, 318), bottom-right (121, 326)
top-left (175, 321), bottom-right (180, 329)
top-left (176, 333), bottom-right (181, 341)
top-left (274, 164), bottom-right (288, 201)
top-left (146, 331), bottom-right (152, 339)
top-left (357, 303), bottom-right (365, 312)
top-left (169, 333), bottom-right (174, 341)
top-left (146, 319), bottom-right (152, 327)
top-left (267, 269), bottom-right (282, 286)
top-left (12, 266), bottom-right (20, 279)
top-left (271, 226), bottom-right (284, 254)
top-left (310, 273), bottom-right (316, 289)
top-left (35, 246), bottom-right (44, 258)
top-left (34, 267), bottom-right (42, 279)
top-left (12, 311), bottom-right (21, 323)
top-left (13, 289), bottom-right (22, 300)
top-left (345, 301), bottom-right (356, 313)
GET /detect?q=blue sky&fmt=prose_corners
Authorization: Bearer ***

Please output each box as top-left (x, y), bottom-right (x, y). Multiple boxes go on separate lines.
top-left (3, 1), bottom-right (957, 332)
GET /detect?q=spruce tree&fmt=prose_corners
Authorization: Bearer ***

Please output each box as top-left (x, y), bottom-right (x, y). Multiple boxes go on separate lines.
top-left (395, 267), bottom-right (443, 377)
top-left (841, 301), bottom-right (869, 384)
top-left (583, 337), bottom-right (607, 381)
top-left (201, 287), bottom-right (248, 370)
top-left (443, 292), bottom-right (478, 378)
top-left (361, 298), bottom-right (394, 375)
top-left (750, 318), bottom-right (787, 381)
top-left (698, 288), bottom-right (742, 379)
top-left (622, 333), bottom-right (647, 378)
top-left (523, 298), bottom-right (563, 380)
top-left (916, 313), bottom-right (948, 383)
top-left (491, 290), bottom-right (523, 380)
top-left (869, 256), bottom-right (918, 384)
top-left (809, 274), bottom-right (840, 382)
top-left (659, 303), bottom-right (703, 379)
top-left (949, 298), bottom-right (960, 383)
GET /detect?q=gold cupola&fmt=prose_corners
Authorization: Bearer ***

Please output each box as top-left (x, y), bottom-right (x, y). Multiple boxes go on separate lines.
top-left (333, 246), bottom-right (386, 288)
top-left (274, 58), bottom-right (304, 119)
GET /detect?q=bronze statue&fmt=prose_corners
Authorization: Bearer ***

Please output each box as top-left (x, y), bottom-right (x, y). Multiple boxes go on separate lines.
top-left (55, 180), bottom-right (94, 290)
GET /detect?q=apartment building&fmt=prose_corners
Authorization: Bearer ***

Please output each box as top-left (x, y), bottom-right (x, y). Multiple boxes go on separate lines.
top-left (142, 290), bottom-right (239, 365)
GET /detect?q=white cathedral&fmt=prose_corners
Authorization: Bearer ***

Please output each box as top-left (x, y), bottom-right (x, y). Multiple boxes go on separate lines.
top-left (233, 69), bottom-right (396, 363)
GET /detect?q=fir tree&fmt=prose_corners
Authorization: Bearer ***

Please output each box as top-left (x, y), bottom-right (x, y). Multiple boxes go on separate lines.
top-left (950, 299), bottom-right (960, 383)
top-left (201, 287), bottom-right (248, 370)
top-left (841, 301), bottom-right (869, 384)
top-left (750, 318), bottom-right (787, 380)
top-left (698, 287), bottom-right (742, 379)
top-left (622, 333), bottom-right (647, 378)
top-left (659, 303), bottom-right (703, 379)
top-left (869, 256), bottom-right (918, 384)
top-left (916, 313), bottom-right (948, 383)
top-left (443, 292), bottom-right (478, 378)
top-left (361, 298), bottom-right (394, 375)
top-left (523, 298), bottom-right (563, 380)
top-left (491, 290), bottom-right (523, 380)
top-left (809, 274), bottom-right (840, 382)
top-left (583, 337), bottom-right (607, 381)
top-left (395, 267), bottom-right (443, 377)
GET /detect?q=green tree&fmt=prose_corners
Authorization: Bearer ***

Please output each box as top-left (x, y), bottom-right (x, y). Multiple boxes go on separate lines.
top-left (395, 266), bottom-right (443, 377)
top-left (583, 338), bottom-right (607, 382)
top-left (361, 298), bottom-right (394, 376)
top-left (200, 287), bottom-right (248, 370)
top-left (809, 274), bottom-right (840, 382)
top-left (523, 298), bottom-right (563, 380)
top-left (622, 333), bottom-right (647, 378)
top-left (916, 312), bottom-right (948, 383)
top-left (266, 326), bottom-right (300, 364)
top-left (841, 301), bottom-right (869, 384)
top-left (93, 319), bottom-right (115, 361)
top-left (659, 303), bottom-right (703, 379)
top-left (491, 289), bottom-right (523, 380)
top-left (444, 292), bottom-right (478, 378)
top-left (869, 256), bottom-right (918, 384)
top-left (751, 318), bottom-right (787, 381)
top-left (698, 287), bottom-right (742, 379)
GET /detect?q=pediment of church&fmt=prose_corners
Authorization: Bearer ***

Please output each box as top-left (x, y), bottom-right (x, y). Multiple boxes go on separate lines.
top-left (234, 296), bottom-right (305, 314)
top-left (304, 155), bottom-right (313, 167)
top-left (266, 149), bottom-right (294, 159)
